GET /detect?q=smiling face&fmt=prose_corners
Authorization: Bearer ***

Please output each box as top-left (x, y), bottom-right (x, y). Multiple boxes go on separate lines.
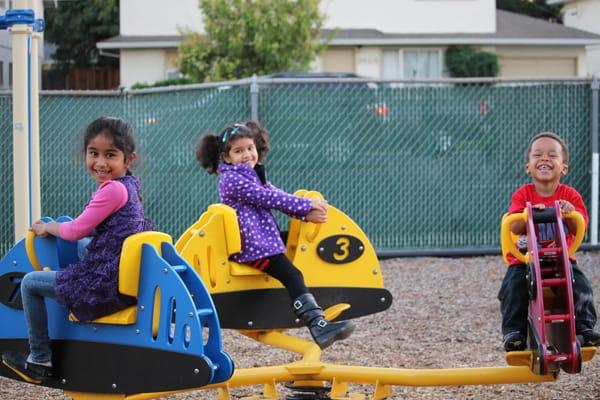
top-left (223, 136), bottom-right (258, 168)
top-left (85, 132), bottom-right (136, 184)
top-left (525, 136), bottom-right (568, 185)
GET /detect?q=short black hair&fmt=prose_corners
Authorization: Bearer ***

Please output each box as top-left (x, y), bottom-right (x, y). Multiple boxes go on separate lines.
top-left (525, 131), bottom-right (569, 164)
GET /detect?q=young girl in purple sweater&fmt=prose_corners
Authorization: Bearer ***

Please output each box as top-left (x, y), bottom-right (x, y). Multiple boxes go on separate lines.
top-left (196, 120), bottom-right (355, 349)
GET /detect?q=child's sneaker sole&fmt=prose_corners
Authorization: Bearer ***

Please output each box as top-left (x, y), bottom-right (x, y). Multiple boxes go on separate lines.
top-left (1, 351), bottom-right (52, 384)
top-left (578, 330), bottom-right (600, 347)
top-left (503, 332), bottom-right (527, 352)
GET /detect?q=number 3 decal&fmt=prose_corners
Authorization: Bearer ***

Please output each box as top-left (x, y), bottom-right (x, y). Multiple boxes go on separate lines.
top-left (333, 237), bottom-right (350, 261)
top-left (317, 235), bottom-right (364, 264)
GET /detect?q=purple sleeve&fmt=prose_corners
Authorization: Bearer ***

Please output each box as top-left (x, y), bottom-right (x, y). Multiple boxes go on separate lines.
top-left (58, 180), bottom-right (128, 240)
top-left (220, 171), bottom-right (312, 216)
top-left (266, 183), bottom-right (311, 220)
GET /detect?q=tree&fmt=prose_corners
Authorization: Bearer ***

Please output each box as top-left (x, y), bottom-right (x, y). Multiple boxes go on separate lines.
top-left (497, 0), bottom-right (562, 22)
top-left (44, 0), bottom-right (119, 69)
top-left (445, 46), bottom-right (499, 77)
top-left (178, 0), bottom-right (329, 82)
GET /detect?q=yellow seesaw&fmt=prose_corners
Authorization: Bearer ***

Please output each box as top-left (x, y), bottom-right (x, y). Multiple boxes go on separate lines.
top-left (2, 192), bottom-right (596, 400)
top-left (168, 190), bottom-right (593, 400)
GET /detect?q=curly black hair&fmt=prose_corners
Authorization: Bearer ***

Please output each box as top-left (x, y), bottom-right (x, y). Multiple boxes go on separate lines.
top-left (195, 120), bottom-right (270, 174)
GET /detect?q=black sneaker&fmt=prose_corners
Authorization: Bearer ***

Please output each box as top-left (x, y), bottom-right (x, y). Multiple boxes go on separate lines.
top-left (503, 332), bottom-right (527, 352)
top-left (578, 330), bottom-right (600, 347)
top-left (1, 351), bottom-right (53, 384)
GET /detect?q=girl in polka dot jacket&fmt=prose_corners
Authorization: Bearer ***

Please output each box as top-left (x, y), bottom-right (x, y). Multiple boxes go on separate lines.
top-left (195, 120), bottom-right (354, 349)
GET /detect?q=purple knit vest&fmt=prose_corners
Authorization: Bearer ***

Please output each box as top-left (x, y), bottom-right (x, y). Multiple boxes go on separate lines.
top-left (55, 175), bottom-right (151, 321)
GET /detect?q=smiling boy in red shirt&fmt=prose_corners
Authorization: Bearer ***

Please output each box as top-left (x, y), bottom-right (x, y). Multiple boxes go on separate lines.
top-left (499, 132), bottom-right (600, 351)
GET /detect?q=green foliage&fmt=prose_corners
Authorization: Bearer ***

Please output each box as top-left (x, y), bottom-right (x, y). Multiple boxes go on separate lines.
top-left (130, 77), bottom-right (197, 90)
top-left (44, 0), bottom-right (119, 69)
top-left (177, 0), bottom-right (328, 82)
top-left (497, 0), bottom-right (562, 22)
top-left (445, 46), bottom-right (500, 78)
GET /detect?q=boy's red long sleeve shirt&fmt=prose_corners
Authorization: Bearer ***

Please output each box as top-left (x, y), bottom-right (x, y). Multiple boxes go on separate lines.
top-left (506, 183), bottom-right (588, 266)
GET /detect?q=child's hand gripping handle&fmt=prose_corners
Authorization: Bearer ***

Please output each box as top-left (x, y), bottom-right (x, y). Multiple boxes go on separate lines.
top-left (304, 192), bottom-right (326, 243)
top-left (25, 216), bottom-right (55, 271)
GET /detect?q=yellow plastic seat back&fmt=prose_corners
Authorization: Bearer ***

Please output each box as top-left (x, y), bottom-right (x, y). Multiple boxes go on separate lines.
top-left (119, 231), bottom-right (173, 297)
top-left (72, 231), bottom-right (172, 325)
top-left (177, 204), bottom-right (253, 292)
top-left (286, 189), bottom-right (310, 262)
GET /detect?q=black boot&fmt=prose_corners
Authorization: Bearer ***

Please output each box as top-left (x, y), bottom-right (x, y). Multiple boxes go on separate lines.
top-left (292, 293), bottom-right (355, 349)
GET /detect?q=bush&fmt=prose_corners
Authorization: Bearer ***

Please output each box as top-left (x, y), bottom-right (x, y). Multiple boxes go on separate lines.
top-left (130, 76), bottom-right (197, 89)
top-left (445, 45), bottom-right (499, 77)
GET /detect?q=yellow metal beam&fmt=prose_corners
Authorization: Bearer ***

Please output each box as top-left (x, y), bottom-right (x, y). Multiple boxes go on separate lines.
top-left (66, 331), bottom-right (596, 399)
top-left (316, 363), bottom-right (556, 386)
top-left (204, 362), bottom-right (555, 391)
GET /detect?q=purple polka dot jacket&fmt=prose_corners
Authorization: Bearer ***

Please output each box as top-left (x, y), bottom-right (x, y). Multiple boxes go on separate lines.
top-left (217, 163), bottom-right (312, 263)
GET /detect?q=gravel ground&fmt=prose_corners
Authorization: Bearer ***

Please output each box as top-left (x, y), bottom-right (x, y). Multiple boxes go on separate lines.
top-left (2, 253), bottom-right (599, 399)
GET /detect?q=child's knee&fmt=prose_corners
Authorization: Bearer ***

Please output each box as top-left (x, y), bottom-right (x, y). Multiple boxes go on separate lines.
top-left (21, 271), bottom-right (55, 293)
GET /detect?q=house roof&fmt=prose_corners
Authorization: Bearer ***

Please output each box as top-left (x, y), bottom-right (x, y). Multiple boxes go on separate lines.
top-left (97, 9), bottom-right (600, 50)
top-left (97, 35), bottom-right (182, 49)
top-left (326, 10), bottom-right (600, 46)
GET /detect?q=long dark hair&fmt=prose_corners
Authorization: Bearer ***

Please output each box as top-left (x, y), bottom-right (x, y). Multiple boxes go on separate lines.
top-left (83, 116), bottom-right (147, 204)
top-left (195, 120), bottom-right (270, 174)
top-left (83, 116), bottom-right (137, 175)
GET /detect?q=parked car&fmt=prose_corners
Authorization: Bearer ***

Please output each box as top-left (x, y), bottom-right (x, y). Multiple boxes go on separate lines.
top-left (259, 72), bottom-right (388, 116)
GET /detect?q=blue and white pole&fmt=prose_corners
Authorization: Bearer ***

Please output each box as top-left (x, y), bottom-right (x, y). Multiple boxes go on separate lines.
top-left (1, 1), bottom-right (44, 243)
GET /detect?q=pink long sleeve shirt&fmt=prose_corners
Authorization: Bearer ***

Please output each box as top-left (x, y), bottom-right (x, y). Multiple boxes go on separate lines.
top-left (58, 180), bottom-right (128, 240)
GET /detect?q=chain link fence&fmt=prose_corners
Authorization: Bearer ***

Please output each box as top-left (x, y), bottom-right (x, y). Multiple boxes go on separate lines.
top-left (0, 78), bottom-right (597, 256)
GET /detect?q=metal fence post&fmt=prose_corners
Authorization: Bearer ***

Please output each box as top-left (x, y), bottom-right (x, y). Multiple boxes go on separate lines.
top-left (250, 74), bottom-right (259, 121)
top-left (591, 76), bottom-right (599, 245)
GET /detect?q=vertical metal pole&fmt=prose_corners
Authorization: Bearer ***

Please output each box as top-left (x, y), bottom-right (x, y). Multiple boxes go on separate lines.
top-left (591, 77), bottom-right (599, 245)
top-left (9, 3), bottom-right (33, 242)
top-left (250, 74), bottom-right (259, 121)
top-left (29, 6), bottom-right (41, 224)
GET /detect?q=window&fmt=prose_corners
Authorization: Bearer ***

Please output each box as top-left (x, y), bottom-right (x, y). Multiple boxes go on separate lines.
top-left (382, 50), bottom-right (400, 79)
top-left (8, 62), bottom-right (12, 88)
top-left (404, 50), bottom-right (442, 79)
top-left (0, 61), bottom-right (3, 86)
top-left (382, 49), bottom-right (443, 79)
top-left (165, 69), bottom-right (182, 80)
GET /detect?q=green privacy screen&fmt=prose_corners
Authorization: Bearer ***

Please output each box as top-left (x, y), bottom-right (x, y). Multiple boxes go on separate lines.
top-left (0, 79), bottom-right (595, 255)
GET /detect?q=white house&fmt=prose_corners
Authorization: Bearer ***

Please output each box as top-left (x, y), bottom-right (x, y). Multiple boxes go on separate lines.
top-left (547, 0), bottom-right (600, 75)
top-left (97, 0), bottom-right (600, 87)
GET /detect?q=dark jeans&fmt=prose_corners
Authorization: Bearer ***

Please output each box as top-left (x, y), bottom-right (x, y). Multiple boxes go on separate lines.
top-left (498, 262), bottom-right (598, 336)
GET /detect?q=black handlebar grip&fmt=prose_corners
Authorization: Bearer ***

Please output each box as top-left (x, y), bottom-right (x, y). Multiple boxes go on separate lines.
top-left (531, 207), bottom-right (557, 224)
